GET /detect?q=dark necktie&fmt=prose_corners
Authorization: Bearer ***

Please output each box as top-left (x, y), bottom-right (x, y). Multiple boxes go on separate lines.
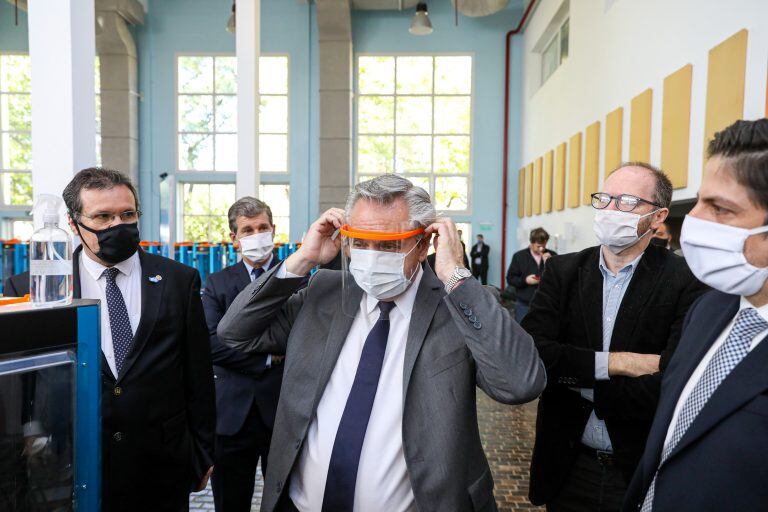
top-left (322, 300), bottom-right (396, 512)
top-left (251, 266), bottom-right (264, 281)
top-left (103, 267), bottom-right (134, 376)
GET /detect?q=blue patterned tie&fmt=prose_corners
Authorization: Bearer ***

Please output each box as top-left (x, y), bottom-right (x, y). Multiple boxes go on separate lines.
top-left (322, 301), bottom-right (396, 512)
top-left (641, 308), bottom-right (768, 511)
top-left (251, 266), bottom-right (264, 282)
top-left (103, 267), bottom-right (134, 376)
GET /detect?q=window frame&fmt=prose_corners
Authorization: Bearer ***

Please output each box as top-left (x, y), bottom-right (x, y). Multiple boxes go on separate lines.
top-left (0, 52), bottom-right (33, 211)
top-left (540, 16), bottom-right (569, 85)
top-left (176, 181), bottom-right (237, 243)
top-left (354, 52), bottom-right (475, 216)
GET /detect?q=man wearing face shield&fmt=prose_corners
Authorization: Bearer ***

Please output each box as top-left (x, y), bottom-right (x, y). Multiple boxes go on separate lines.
top-left (524, 163), bottom-right (706, 512)
top-left (217, 174), bottom-right (546, 512)
top-left (202, 197), bottom-right (291, 511)
top-left (623, 119), bottom-right (768, 512)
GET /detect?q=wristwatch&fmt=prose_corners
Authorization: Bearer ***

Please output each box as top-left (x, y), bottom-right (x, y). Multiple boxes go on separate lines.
top-left (445, 266), bottom-right (473, 294)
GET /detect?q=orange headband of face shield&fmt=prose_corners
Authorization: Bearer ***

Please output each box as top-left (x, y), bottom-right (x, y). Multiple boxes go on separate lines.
top-left (339, 225), bottom-right (425, 241)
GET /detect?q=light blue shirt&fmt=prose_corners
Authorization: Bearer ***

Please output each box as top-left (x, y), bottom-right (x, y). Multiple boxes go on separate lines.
top-left (579, 248), bottom-right (643, 451)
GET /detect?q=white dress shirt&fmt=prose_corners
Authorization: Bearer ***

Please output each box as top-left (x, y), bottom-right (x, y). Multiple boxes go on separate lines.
top-left (662, 297), bottom-right (768, 449)
top-left (287, 265), bottom-right (422, 512)
top-left (79, 251), bottom-right (142, 378)
top-left (243, 254), bottom-right (273, 281)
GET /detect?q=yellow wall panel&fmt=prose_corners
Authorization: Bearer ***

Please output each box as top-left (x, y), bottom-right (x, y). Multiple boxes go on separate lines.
top-left (568, 132), bottom-right (582, 208)
top-left (533, 157), bottom-right (543, 215)
top-left (525, 163), bottom-right (533, 217)
top-left (630, 89), bottom-right (652, 162)
top-left (543, 150), bottom-right (554, 213)
top-left (584, 122), bottom-right (600, 205)
top-left (517, 167), bottom-right (525, 218)
top-left (604, 108), bottom-right (623, 179)
top-left (704, 29), bottom-right (748, 162)
top-left (554, 142), bottom-right (566, 211)
top-left (662, 64), bottom-right (693, 189)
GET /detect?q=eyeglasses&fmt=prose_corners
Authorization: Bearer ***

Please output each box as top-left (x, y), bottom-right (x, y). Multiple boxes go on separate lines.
top-left (78, 210), bottom-right (142, 227)
top-left (590, 193), bottom-right (662, 212)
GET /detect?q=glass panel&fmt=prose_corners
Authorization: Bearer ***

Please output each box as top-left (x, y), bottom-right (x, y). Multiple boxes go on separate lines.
top-left (259, 95), bottom-right (288, 134)
top-left (2, 133), bottom-right (32, 170)
top-left (209, 215), bottom-right (230, 242)
top-left (560, 19), bottom-right (569, 63)
top-left (357, 136), bottom-right (394, 175)
top-left (259, 134), bottom-right (288, 173)
top-left (259, 57), bottom-right (288, 95)
top-left (178, 56), bottom-right (214, 93)
top-left (434, 56), bottom-right (472, 94)
top-left (215, 134), bottom-right (237, 172)
top-left (396, 96), bottom-right (432, 135)
top-left (358, 96), bottom-right (394, 134)
top-left (434, 97), bottom-right (470, 134)
top-left (396, 56), bottom-right (433, 94)
top-left (0, 356), bottom-right (76, 512)
top-left (405, 175), bottom-right (430, 194)
top-left (541, 35), bottom-right (558, 83)
top-left (183, 183), bottom-right (211, 215)
top-left (183, 216), bottom-right (209, 242)
top-left (214, 95), bottom-right (237, 132)
top-left (215, 56), bottom-right (238, 94)
top-left (259, 184), bottom-right (290, 243)
top-left (435, 176), bottom-right (468, 211)
top-left (2, 172), bottom-right (33, 205)
top-left (358, 56), bottom-right (395, 95)
top-left (179, 133), bottom-right (214, 171)
top-left (94, 56), bottom-right (101, 93)
top-left (395, 136), bottom-right (431, 174)
top-left (0, 54), bottom-right (32, 92)
top-left (94, 94), bottom-right (101, 134)
top-left (95, 134), bottom-right (102, 167)
top-left (434, 136), bottom-right (470, 174)
top-left (178, 95), bottom-right (214, 132)
top-left (11, 218), bottom-right (34, 240)
top-left (210, 184), bottom-right (235, 215)
top-left (1, 94), bottom-right (32, 131)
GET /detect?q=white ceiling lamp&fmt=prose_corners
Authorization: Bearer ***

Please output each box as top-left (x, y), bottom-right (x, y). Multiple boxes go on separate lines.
top-left (409, 2), bottom-right (433, 35)
top-left (226, 2), bottom-right (236, 34)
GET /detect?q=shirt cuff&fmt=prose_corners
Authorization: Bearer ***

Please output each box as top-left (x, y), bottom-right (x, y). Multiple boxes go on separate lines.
top-left (23, 421), bottom-right (44, 437)
top-left (579, 388), bottom-right (595, 402)
top-left (595, 351), bottom-right (610, 381)
top-left (275, 261), bottom-right (302, 279)
top-left (266, 354), bottom-right (272, 368)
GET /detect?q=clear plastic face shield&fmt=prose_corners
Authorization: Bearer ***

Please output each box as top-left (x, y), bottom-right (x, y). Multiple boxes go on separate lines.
top-left (339, 222), bottom-right (427, 318)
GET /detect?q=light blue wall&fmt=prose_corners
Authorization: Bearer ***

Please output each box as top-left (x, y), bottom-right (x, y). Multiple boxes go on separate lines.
top-left (352, 2), bottom-right (524, 287)
top-left (135, 0), bottom-right (317, 242)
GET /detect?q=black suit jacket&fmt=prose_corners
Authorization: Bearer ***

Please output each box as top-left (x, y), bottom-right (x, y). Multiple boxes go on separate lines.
top-left (522, 244), bottom-right (706, 505)
top-left (470, 242), bottom-right (490, 269)
top-left (623, 291), bottom-right (768, 511)
top-left (506, 248), bottom-right (557, 304)
top-left (202, 258), bottom-right (284, 436)
top-left (4, 247), bottom-right (216, 509)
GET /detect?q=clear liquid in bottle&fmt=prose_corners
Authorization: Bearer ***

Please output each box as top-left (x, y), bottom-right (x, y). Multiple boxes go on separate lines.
top-left (30, 218), bottom-right (73, 307)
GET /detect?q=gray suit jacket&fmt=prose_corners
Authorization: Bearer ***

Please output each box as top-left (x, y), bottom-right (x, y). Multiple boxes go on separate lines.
top-left (218, 263), bottom-right (546, 512)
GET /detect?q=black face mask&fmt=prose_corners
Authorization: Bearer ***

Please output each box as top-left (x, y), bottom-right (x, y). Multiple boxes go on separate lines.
top-left (77, 222), bottom-right (140, 264)
top-left (650, 236), bottom-right (670, 249)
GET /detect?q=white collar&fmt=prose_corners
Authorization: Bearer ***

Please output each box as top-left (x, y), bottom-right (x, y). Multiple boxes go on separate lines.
top-left (243, 254), bottom-right (274, 275)
top-left (81, 250), bottom-right (140, 281)
top-left (363, 264), bottom-right (424, 320)
top-left (740, 296), bottom-right (768, 324)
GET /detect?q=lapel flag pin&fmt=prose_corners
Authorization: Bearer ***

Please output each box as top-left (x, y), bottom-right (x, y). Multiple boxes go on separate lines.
top-left (149, 275), bottom-right (162, 283)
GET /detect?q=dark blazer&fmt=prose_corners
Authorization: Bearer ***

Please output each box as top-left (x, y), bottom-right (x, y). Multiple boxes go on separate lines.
top-left (522, 244), bottom-right (706, 505)
top-left (4, 247), bottom-right (216, 510)
top-left (623, 291), bottom-right (768, 511)
top-left (506, 248), bottom-right (557, 304)
top-left (202, 258), bottom-right (283, 436)
top-left (470, 242), bottom-right (490, 269)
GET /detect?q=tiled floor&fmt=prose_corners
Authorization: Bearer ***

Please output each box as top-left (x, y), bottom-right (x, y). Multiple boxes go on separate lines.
top-left (191, 393), bottom-right (542, 511)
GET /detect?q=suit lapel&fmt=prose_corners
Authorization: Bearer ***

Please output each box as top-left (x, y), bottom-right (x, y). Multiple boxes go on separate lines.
top-left (232, 261), bottom-right (252, 295)
top-left (117, 250), bottom-right (164, 383)
top-left (402, 267), bottom-right (444, 398)
top-left (578, 249), bottom-right (604, 351)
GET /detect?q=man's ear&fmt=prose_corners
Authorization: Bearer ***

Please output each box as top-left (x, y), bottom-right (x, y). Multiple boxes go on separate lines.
top-left (230, 232), bottom-right (239, 248)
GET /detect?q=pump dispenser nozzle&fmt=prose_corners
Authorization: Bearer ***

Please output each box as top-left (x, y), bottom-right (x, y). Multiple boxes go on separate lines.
top-left (34, 194), bottom-right (64, 226)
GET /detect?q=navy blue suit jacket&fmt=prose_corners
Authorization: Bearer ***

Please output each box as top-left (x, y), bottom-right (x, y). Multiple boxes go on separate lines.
top-left (202, 258), bottom-right (284, 436)
top-left (623, 290), bottom-right (768, 511)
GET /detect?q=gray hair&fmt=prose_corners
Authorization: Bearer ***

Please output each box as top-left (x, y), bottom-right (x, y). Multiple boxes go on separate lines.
top-left (227, 196), bottom-right (273, 233)
top-left (345, 174), bottom-right (436, 229)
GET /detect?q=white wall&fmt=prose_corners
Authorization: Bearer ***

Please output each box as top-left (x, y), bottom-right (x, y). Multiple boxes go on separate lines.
top-left (516, 0), bottom-right (768, 253)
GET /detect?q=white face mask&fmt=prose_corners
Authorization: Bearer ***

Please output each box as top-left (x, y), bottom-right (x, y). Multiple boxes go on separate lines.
top-left (349, 244), bottom-right (418, 300)
top-left (593, 209), bottom-right (658, 254)
top-left (239, 231), bottom-right (274, 262)
top-left (680, 215), bottom-right (768, 297)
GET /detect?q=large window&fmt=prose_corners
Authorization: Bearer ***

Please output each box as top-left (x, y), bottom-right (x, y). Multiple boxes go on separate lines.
top-left (0, 54), bottom-right (33, 208)
top-left (356, 55), bottom-right (472, 213)
top-left (259, 183), bottom-right (290, 243)
top-left (179, 183), bottom-right (236, 242)
top-left (176, 55), bottom-right (289, 173)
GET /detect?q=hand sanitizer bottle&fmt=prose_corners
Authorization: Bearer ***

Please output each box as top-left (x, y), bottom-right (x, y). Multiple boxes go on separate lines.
top-left (29, 194), bottom-right (73, 306)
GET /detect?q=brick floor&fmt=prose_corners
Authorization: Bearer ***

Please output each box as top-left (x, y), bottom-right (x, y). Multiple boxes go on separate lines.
top-left (191, 393), bottom-right (542, 511)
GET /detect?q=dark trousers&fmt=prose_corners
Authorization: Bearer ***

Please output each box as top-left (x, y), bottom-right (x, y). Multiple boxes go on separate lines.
top-left (514, 301), bottom-right (530, 324)
top-left (212, 402), bottom-right (273, 512)
top-left (472, 264), bottom-right (488, 285)
top-left (546, 450), bottom-right (627, 512)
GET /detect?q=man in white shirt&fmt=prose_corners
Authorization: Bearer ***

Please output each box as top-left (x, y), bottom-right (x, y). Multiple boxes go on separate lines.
top-left (623, 119), bottom-right (768, 511)
top-left (218, 174), bottom-right (546, 512)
